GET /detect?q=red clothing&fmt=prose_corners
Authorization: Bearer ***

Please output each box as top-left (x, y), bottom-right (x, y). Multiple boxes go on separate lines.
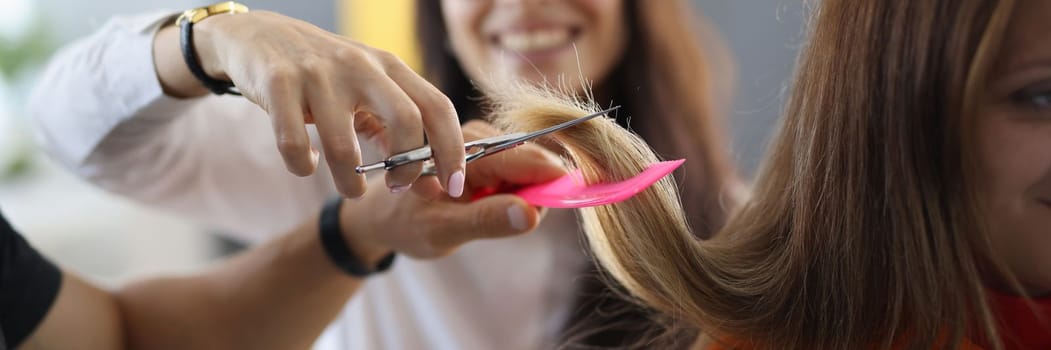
top-left (986, 289), bottom-right (1051, 350)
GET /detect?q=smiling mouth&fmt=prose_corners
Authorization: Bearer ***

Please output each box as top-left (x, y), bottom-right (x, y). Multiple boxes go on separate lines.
top-left (491, 27), bottom-right (581, 53)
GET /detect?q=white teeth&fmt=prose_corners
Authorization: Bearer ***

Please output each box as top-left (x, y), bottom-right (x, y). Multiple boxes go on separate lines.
top-left (499, 29), bottom-right (570, 52)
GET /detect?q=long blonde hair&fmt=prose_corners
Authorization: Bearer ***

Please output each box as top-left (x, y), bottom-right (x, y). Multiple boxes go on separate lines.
top-left (491, 0), bottom-right (1022, 348)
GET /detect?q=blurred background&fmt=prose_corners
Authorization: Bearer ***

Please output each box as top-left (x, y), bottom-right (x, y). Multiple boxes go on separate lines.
top-left (0, 0), bottom-right (806, 286)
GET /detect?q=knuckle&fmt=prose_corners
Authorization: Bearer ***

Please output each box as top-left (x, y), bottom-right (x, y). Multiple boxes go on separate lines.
top-left (261, 65), bottom-right (297, 93)
top-left (428, 93), bottom-right (457, 117)
top-left (299, 56), bottom-right (328, 78)
top-left (337, 46), bottom-right (365, 61)
top-left (275, 135), bottom-right (310, 155)
top-left (394, 103), bottom-right (423, 121)
top-left (410, 84), bottom-right (456, 121)
top-left (371, 49), bottom-right (402, 67)
top-left (388, 105), bottom-right (424, 131)
top-left (323, 139), bottom-right (360, 162)
top-left (334, 46), bottom-right (367, 64)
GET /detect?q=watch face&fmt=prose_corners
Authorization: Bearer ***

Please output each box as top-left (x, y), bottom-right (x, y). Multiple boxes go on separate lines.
top-left (181, 2), bottom-right (249, 25)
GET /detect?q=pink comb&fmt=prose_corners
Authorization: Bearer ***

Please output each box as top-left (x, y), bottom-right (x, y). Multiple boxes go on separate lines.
top-left (512, 159), bottom-right (684, 208)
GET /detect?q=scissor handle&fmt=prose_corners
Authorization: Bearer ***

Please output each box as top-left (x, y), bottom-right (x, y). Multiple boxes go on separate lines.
top-left (355, 146), bottom-right (432, 173)
top-left (356, 133), bottom-right (529, 175)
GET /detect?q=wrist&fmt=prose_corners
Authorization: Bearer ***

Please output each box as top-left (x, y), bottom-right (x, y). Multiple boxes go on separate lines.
top-left (338, 199), bottom-right (395, 267)
top-left (175, 1), bottom-right (246, 95)
top-left (319, 197), bottom-right (396, 277)
top-left (154, 23), bottom-right (209, 97)
top-left (190, 17), bottom-right (230, 82)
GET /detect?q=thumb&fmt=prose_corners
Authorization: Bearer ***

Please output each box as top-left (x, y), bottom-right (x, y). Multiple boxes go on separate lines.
top-left (468, 144), bottom-right (568, 189)
top-left (444, 195), bottom-right (539, 244)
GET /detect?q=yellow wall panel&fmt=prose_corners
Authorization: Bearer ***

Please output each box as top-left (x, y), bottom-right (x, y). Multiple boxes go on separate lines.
top-left (339, 0), bottom-right (420, 71)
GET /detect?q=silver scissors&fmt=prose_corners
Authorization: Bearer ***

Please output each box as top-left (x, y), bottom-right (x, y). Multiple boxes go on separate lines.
top-left (356, 106), bottom-right (621, 176)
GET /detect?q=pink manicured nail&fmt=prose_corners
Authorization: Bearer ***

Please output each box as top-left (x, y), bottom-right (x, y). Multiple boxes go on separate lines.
top-left (448, 170), bottom-right (465, 198)
top-left (390, 184), bottom-right (411, 194)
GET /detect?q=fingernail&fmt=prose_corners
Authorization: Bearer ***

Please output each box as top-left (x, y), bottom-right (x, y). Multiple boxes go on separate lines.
top-left (447, 170), bottom-right (465, 198)
top-left (508, 205), bottom-right (528, 231)
top-left (310, 149), bottom-right (320, 165)
top-left (390, 184), bottom-right (411, 194)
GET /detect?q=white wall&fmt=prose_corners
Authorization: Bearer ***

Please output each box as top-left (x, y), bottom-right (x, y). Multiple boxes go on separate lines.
top-left (696, 0), bottom-right (809, 175)
top-left (36, 0), bottom-right (337, 43)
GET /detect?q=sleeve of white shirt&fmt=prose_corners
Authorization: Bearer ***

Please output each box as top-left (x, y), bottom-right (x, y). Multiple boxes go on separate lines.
top-left (28, 11), bottom-right (340, 243)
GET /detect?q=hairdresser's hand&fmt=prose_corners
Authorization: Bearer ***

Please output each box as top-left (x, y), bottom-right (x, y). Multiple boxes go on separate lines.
top-left (154, 11), bottom-right (465, 198)
top-left (338, 121), bottom-right (568, 263)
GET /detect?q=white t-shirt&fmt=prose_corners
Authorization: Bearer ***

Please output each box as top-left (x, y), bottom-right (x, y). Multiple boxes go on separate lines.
top-left (29, 11), bottom-right (589, 350)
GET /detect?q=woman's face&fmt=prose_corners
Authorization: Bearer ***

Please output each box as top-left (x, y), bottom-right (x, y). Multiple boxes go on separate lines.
top-left (440, 0), bottom-right (628, 92)
top-left (978, 0), bottom-right (1051, 295)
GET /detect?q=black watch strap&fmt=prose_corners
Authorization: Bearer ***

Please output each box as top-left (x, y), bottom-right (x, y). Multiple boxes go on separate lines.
top-left (178, 16), bottom-right (241, 96)
top-left (320, 196), bottom-right (396, 277)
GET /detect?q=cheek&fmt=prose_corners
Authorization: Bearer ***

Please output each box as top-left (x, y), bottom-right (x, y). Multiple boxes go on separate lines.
top-left (578, 0), bottom-right (628, 81)
top-left (977, 109), bottom-right (1051, 291)
top-left (441, 1), bottom-right (490, 71)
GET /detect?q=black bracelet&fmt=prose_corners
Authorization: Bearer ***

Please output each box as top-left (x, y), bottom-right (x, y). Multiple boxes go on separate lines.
top-left (178, 17), bottom-right (241, 96)
top-left (319, 196), bottom-right (396, 277)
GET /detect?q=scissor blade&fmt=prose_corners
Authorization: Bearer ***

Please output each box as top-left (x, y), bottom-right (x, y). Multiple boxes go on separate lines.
top-left (500, 105), bottom-right (621, 147)
top-left (364, 106), bottom-right (621, 175)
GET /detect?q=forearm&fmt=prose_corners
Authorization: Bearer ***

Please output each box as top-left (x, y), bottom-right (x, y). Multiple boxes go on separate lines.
top-left (115, 218), bottom-right (362, 350)
top-left (20, 274), bottom-right (125, 350)
top-left (29, 11), bottom-right (210, 170)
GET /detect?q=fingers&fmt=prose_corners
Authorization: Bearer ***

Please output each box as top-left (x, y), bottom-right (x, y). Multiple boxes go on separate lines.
top-left (437, 195), bottom-right (539, 246)
top-left (237, 28), bottom-right (465, 197)
top-left (345, 179), bottom-right (538, 260)
top-left (355, 66), bottom-right (428, 193)
top-left (263, 69), bottom-right (319, 176)
top-left (469, 145), bottom-right (566, 189)
top-left (461, 121), bottom-right (568, 189)
top-left (381, 54), bottom-right (466, 197)
top-left (309, 76), bottom-right (367, 198)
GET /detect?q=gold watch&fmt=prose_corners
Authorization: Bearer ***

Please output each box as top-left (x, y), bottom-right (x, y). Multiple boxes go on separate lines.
top-left (176, 1), bottom-right (250, 26)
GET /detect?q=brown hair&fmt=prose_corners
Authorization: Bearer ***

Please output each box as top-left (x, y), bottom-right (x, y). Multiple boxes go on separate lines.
top-left (415, 1), bottom-right (739, 347)
top-left (489, 0), bottom-right (1025, 348)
